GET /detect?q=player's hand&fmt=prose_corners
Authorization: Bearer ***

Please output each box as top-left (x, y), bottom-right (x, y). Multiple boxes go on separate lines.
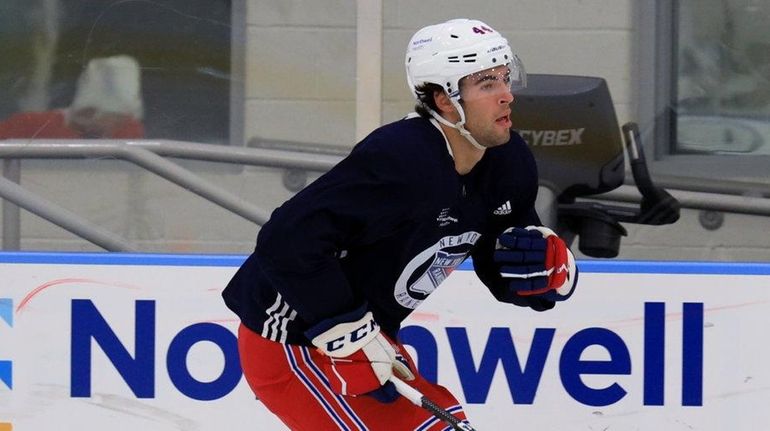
top-left (306, 307), bottom-right (415, 403)
top-left (493, 226), bottom-right (578, 301)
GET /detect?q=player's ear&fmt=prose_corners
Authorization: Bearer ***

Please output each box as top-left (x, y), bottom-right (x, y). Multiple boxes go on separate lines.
top-left (434, 90), bottom-right (456, 116)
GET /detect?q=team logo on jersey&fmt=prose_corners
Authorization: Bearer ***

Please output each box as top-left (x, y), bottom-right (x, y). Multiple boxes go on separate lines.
top-left (394, 232), bottom-right (480, 309)
top-left (493, 200), bottom-right (512, 215)
top-left (411, 250), bottom-right (466, 295)
top-left (436, 207), bottom-right (458, 227)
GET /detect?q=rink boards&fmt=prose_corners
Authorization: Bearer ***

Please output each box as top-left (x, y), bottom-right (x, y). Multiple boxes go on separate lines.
top-left (1, 252), bottom-right (769, 430)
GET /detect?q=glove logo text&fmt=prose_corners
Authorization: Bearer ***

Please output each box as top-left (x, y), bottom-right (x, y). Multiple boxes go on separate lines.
top-left (325, 319), bottom-right (378, 353)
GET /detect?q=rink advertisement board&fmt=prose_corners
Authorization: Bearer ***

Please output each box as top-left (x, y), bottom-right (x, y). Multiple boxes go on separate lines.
top-left (1, 253), bottom-right (769, 430)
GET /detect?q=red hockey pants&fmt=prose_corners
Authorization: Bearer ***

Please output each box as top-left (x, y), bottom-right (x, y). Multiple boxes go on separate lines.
top-left (238, 323), bottom-right (469, 430)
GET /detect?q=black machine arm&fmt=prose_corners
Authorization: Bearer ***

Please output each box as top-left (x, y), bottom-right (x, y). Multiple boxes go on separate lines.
top-left (622, 122), bottom-right (680, 226)
top-left (557, 122), bottom-right (680, 257)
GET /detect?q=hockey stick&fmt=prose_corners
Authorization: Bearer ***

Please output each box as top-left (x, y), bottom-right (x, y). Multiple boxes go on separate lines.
top-left (389, 376), bottom-right (477, 431)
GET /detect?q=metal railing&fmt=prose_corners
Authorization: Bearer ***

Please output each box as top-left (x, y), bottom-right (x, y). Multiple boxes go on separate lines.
top-left (0, 139), bottom-right (340, 251)
top-left (2, 138), bottom-right (770, 251)
top-left (598, 185), bottom-right (770, 216)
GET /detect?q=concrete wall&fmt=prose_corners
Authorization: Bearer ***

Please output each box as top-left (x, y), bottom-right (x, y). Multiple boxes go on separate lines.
top-left (243, 0), bottom-right (635, 146)
top-left (2, 0), bottom-right (769, 260)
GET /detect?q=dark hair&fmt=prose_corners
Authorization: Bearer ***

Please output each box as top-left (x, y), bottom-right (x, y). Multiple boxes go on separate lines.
top-left (413, 82), bottom-right (445, 118)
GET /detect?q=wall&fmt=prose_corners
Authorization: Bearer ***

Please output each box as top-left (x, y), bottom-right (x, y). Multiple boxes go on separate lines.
top-left (2, 253), bottom-right (769, 430)
top-left (244, 0), bottom-right (636, 146)
top-left (1, 0), bottom-right (769, 259)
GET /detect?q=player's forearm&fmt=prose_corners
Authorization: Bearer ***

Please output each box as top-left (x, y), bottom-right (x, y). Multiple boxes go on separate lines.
top-left (254, 250), bottom-right (360, 325)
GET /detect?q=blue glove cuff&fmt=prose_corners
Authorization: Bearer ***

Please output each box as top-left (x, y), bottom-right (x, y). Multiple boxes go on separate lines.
top-left (367, 381), bottom-right (399, 403)
top-left (304, 303), bottom-right (369, 340)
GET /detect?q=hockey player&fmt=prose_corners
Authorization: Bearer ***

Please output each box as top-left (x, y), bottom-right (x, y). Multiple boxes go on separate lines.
top-left (223, 18), bottom-right (578, 430)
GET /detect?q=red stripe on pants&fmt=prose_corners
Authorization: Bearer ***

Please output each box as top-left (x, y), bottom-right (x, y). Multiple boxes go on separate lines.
top-left (237, 323), bottom-right (468, 431)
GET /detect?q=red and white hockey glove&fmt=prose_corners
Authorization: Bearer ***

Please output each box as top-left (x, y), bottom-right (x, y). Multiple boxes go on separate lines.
top-left (305, 307), bottom-right (414, 403)
top-left (493, 226), bottom-right (578, 301)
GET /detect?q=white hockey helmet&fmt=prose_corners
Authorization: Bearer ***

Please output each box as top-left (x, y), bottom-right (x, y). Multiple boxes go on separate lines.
top-left (405, 18), bottom-right (525, 101)
top-left (405, 19), bottom-right (526, 148)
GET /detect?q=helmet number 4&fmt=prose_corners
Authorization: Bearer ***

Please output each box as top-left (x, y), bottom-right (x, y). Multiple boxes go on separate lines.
top-left (472, 26), bottom-right (494, 34)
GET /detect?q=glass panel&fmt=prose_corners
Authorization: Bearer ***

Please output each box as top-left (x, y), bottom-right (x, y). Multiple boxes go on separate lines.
top-left (0, 0), bottom-right (231, 143)
top-left (676, 0), bottom-right (770, 154)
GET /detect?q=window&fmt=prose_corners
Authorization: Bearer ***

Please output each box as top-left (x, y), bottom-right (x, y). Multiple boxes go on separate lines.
top-left (636, 0), bottom-right (770, 182)
top-left (0, 0), bottom-right (240, 144)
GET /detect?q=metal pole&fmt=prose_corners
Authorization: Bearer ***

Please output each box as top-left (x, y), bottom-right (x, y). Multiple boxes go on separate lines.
top-left (0, 139), bottom-right (342, 170)
top-left (0, 175), bottom-right (136, 251)
top-left (356, 0), bottom-right (383, 141)
top-left (2, 159), bottom-right (21, 250)
top-left (536, 185), bottom-right (559, 229)
top-left (119, 146), bottom-right (272, 225)
top-left (597, 185), bottom-right (770, 217)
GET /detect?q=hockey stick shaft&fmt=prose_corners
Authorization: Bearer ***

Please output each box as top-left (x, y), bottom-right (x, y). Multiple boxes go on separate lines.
top-left (389, 376), bottom-right (477, 431)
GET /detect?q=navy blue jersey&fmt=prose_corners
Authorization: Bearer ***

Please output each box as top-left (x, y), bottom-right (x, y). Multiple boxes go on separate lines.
top-left (223, 116), bottom-right (542, 344)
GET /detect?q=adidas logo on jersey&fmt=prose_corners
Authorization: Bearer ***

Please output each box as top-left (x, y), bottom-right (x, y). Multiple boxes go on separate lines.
top-left (493, 201), bottom-right (512, 215)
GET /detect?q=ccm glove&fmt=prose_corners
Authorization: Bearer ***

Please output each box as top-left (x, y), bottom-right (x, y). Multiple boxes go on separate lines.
top-left (493, 225), bottom-right (578, 301)
top-left (305, 306), bottom-right (414, 403)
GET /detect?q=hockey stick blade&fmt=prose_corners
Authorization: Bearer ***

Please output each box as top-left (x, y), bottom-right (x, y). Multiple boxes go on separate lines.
top-left (389, 376), bottom-right (477, 431)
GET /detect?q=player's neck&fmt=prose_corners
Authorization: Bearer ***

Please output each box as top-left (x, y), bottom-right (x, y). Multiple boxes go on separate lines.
top-left (440, 123), bottom-right (485, 175)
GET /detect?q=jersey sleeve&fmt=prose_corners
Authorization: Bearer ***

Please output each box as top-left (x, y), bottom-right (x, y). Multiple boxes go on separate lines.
top-left (470, 136), bottom-right (555, 311)
top-left (254, 140), bottom-right (420, 325)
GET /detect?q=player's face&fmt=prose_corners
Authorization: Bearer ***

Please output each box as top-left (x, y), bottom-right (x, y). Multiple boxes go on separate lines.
top-left (459, 65), bottom-right (514, 147)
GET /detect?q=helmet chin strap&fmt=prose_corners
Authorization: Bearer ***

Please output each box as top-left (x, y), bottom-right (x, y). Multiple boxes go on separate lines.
top-left (427, 102), bottom-right (487, 151)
